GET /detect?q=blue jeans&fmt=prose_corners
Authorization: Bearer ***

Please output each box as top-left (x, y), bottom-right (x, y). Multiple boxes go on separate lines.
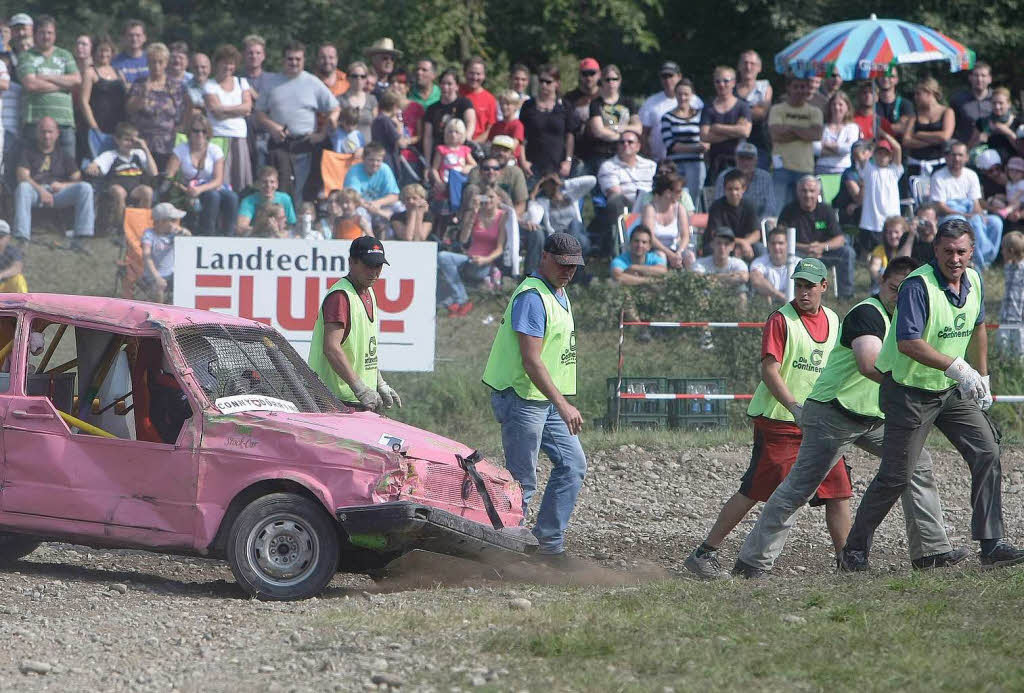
top-left (436, 250), bottom-right (490, 306)
top-left (291, 151), bottom-right (312, 211)
top-left (490, 388), bottom-right (587, 554)
top-left (14, 181), bottom-right (95, 239)
top-left (197, 188), bottom-right (240, 236)
top-left (772, 168), bottom-right (807, 216)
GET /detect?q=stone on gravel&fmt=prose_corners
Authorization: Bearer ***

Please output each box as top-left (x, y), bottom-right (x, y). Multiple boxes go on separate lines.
top-left (781, 614), bottom-right (806, 625)
top-left (110, 583), bottom-right (128, 594)
top-left (371, 673), bottom-right (402, 688)
top-left (509, 598), bottom-right (532, 610)
top-left (19, 660), bottom-right (51, 675)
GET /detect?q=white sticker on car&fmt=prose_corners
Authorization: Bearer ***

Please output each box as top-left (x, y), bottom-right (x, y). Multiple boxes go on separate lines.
top-left (377, 434), bottom-right (406, 452)
top-left (215, 395), bottom-right (300, 414)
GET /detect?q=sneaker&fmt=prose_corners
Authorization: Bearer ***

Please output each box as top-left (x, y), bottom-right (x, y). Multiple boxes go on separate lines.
top-left (732, 559), bottom-right (769, 580)
top-left (447, 303), bottom-right (461, 316)
top-left (911, 546), bottom-right (972, 570)
top-left (70, 238), bottom-right (92, 256)
top-left (684, 547), bottom-right (730, 580)
top-left (837, 546), bottom-right (869, 573)
top-left (456, 300), bottom-right (474, 316)
top-left (979, 541), bottom-right (1024, 569)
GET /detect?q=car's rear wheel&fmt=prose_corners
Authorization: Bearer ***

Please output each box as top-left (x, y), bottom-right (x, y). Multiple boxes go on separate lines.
top-left (226, 493), bottom-right (340, 601)
top-left (0, 533), bottom-right (40, 565)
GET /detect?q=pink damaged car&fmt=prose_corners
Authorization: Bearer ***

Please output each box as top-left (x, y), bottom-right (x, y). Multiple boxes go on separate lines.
top-left (0, 295), bottom-right (533, 600)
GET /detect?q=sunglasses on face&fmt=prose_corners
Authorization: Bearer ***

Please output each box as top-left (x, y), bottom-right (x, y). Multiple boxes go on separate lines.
top-left (603, 76), bottom-right (621, 82)
top-left (351, 73), bottom-right (367, 79)
top-left (580, 70), bottom-right (598, 77)
top-left (481, 165), bottom-right (501, 172)
top-left (538, 78), bottom-right (555, 85)
top-left (714, 78), bottom-right (734, 84)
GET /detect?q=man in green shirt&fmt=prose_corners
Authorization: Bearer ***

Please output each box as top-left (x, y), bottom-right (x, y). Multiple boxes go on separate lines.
top-left (308, 236), bottom-right (401, 411)
top-left (482, 233), bottom-right (586, 559)
top-left (410, 58), bottom-right (440, 108)
top-left (841, 219), bottom-right (1024, 571)
top-left (16, 15), bottom-right (79, 161)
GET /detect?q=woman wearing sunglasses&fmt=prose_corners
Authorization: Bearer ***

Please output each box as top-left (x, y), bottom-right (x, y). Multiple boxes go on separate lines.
top-left (163, 114), bottom-right (238, 235)
top-left (583, 64), bottom-right (641, 175)
top-left (519, 64), bottom-right (576, 182)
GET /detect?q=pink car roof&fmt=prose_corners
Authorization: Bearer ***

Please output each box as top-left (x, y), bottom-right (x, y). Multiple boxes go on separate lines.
top-left (0, 294), bottom-right (268, 332)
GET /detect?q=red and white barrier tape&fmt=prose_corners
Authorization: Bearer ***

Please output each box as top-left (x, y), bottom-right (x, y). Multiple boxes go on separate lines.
top-left (622, 321), bottom-right (1019, 330)
top-left (618, 392), bottom-right (1024, 403)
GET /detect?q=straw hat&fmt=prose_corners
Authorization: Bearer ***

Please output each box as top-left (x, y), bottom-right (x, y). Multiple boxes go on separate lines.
top-left (365, 37), bottom-right (402, 58)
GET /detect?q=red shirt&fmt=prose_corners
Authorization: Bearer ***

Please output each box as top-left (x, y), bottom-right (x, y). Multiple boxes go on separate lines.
top-left (322, 286), bottom-right (374, 343)
top-left (460, 85), bottom-right (498, 139)
top-left (488, 119), bottom-right (525, 158)
top-left (853, 113), bottom-right (875, 140)
top-left (761, 302), bottom-right (830, 364)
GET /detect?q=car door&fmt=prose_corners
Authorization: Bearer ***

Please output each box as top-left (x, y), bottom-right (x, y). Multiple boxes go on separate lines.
top-left (0, 320), bottom-right (198, 548)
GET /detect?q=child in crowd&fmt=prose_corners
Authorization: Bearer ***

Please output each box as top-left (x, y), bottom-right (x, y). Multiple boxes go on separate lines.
top-left (332, 188), bottom-right (373, 239)
top-left (391, 184), bottom-right (433, 241)
top-left (84, 122), bottom-right (158, 234)
top-left (1002, 157), bottom-right (1024, 222)
top-left (857, 132), bottom-right (903, 256)
top-left (868, 215), bottom-right (908, 291)
top-left (431, 118), bottom-right (475, 201)
top-left (251, 203), bottom-right (292, 238)
top-left (297, 201), bottom-right (328, 239)
top-left (142, 203), bottom-right (192, 304)
top-left (488, 90), bottom-right (525, 160)
top-left (997, 231), bottom-right (1024, 355)
top-left (331, 106), bottom-right (365, 156)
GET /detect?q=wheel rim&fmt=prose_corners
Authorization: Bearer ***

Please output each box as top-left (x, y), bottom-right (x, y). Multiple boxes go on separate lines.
top-left (245, 512), bottom-right (320, 587)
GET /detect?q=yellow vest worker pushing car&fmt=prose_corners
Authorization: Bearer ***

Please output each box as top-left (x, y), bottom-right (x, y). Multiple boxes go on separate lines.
top-left (309, 236), bottom-right (401, 411)
top-left (482, 232), bottom-right (586, 561)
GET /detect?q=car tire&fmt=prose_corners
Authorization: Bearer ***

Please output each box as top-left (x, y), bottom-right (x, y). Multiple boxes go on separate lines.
top-left (0, 533), bottom-right (40, 565)
top-left (226, 492), bottom-right (340, 601)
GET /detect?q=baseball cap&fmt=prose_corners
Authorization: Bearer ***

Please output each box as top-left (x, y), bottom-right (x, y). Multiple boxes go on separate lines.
top-left (1008, 156), bottom-right (1024, 173)
top-left (543, 232), bottom-right (585, 266)
top-left (713, 226), bottom-right (736, 240)
top-left (851, 139), bottom-right (873, 153)
top-left (579, 58), bottom-right (600, 72)
top-left (659, 61), bottom-right (681, 76)
top-left (152, 202), bottom-right (186, 221)
top-left (735, 142), bottom-right (757, 157)
top-left (350, 235), bottom-right (389, 266)
top-left (0, 220), bottom-right (9, 235)
top-left (9, 13), bottom-right (32, 27)
top-left (978, 149), bottom-right (1004, 170)
top-left (491, 135), bottom-right (517, 151)
top-left (874, 139), bottom-right (893, 152)
top-left (791, 257), bottom-right (828, 283)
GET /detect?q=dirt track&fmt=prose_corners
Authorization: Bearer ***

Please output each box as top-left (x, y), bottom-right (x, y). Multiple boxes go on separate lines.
top-left (1, 443), bottom-right (1023, 691)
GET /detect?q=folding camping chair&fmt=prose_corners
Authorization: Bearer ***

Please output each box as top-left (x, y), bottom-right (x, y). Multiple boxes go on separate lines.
top-left (114, 208), bottom-right (155, 300)
top-left (321, 151), bottom-right (361, 197)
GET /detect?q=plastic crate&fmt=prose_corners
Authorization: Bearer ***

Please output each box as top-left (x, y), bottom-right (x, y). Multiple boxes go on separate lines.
top-left (606, 377), bottom-right (669, 429)
top-left (669, 377), bottom-right (730, 429)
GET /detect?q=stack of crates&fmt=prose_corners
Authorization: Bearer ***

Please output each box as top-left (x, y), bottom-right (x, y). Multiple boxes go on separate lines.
top-left (606, 377), bottom-right (669, 429)
top-left (669, 378), bottom-right (729, 429)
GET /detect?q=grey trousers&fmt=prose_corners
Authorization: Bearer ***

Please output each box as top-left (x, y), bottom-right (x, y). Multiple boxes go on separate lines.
top-left (845, 376), bottom-right (1003, 553)
top-left (738, 398), bottom-right (952, 570)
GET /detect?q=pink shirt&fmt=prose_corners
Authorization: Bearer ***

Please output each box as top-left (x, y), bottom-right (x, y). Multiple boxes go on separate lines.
top-left (467, 211), bottom-right (503, 258)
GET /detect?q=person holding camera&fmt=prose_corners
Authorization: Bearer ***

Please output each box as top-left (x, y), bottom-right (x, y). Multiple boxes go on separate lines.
top-left (899, 203), bottom-right (940, 264)
top-left (437, 185), bottom-right (508, 316)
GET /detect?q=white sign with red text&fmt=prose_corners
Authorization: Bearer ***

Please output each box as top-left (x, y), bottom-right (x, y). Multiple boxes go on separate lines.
top-left (173, 237), bottom-right (436, 371)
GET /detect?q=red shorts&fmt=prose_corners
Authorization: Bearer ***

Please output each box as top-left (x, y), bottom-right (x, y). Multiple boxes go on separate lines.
top-left (738, 417), bottom-right (852, 503)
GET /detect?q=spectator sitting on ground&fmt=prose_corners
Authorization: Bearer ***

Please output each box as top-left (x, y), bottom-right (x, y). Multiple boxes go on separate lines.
top-left (530, 172), bottom-right (593, 255)
top-left (236, 165), bottom-right (296, 235)
top-left (487, 90), bottom-right (524, 160)
top-left (437, 186), bottom-right (508, 316)
top-left (706, 168), bottom-right (762, 261)
top-left (699, 65), bottom-right (751, 181)
top-left (692, 226), bottom-right (749, 303)
top-left (929, 139), bottom-right (1003, 269)
top-left (343, 140), bottom-right (401, 235)
top-left (142, 202), bottom-right (191, 304)
top-left (329, 188), bottom-right (373, 239)
top-left (749, 226), bottom-right (790, 304)
top-left (833, 139), bottom-right (872, 227)
top-left (777, 175), bottom-right (855, 298)
top-left (14, 116), bottom-right (95, 250)
top-left (331, 106), bottom-right (365, 156)
top-left (250, 202), bottom-right (291, 238)
top-left (460, 56), bottom-right (497, 143)
top-left (857, 132), bottom-right (903, 255)
top-left (640, 170), bottom-right (693, 269)
top-left (713, 142), bottom-right (776, 220)
top-left (391, 183), bottom-right (433, 241)
top-left (610, 224), bottom-right (667, 286)
top-left (84, 122), bottom-right (157, 235)
top-left (0, 220), bottom-right (28, 293)
top-left (596, 131), bottom-right (655, 253)
top-left (898, 202), bottom-right (939, 264)
top-left (868, 215), bottom-right (909, 291)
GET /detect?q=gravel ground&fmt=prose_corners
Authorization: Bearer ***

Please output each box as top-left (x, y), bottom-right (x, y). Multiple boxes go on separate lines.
top-left (1, 442), bottom-right (1023, 691)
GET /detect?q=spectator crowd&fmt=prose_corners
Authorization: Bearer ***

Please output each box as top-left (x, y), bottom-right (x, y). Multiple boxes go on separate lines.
top-left (0, 14), bottom-right (1022, 336)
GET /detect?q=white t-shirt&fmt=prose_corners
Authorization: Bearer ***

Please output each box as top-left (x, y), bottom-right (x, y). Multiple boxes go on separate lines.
top-left (930, 167), bottom-right (982, 205)
top-left (640, 90), bottom-right (705, 161)
top-left (1006, 179), bottom-right (1024, 205)
top-left (204, 77), bottom-right (251, 138)
top-left (173, 141), bottom-right (225, 185)
top-left (859, 160), bottom-right (905, 231)
top-left (91, 148), bottom-right (150, 175)
top-left (597, 155), bottom-right (657, 203)
top-left (749, 255), bottom-right (788, 294)
top-left (693, 255), bottom-right (749, 293)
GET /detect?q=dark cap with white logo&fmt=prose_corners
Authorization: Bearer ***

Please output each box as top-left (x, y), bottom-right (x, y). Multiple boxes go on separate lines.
top-left (350, 236), bottom-right (389, 266)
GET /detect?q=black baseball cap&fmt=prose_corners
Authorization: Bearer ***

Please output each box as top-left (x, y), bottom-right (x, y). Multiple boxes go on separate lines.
top-left (350, 236), bottom-right (389, 266)
top-left (544, 232), bottom-right (585, 266)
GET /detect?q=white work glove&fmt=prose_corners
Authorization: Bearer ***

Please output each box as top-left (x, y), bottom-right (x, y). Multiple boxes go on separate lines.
top-left (980, 375), bottom-right (993, 411)
top-left (376, 372), bottom-right (403, 409)
top-left (352, 382), bottom-right (383, 411)
top-left (786, 402), bottom-right (804, 426)
top-left (944, 357), bottom-right (986, 401)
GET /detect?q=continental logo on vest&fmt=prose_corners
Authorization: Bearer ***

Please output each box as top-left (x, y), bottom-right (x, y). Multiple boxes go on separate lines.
top-left (365, 336), bottom-right (379, 370)
top-left (560, 331), bottom-right (577, 366)
top-left (792, 349), bottom-right (824, 373)
top-left (938, 312), bottom-right (973, 339)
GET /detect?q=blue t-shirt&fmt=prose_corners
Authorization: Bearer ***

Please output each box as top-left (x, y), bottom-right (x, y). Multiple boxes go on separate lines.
top-left (113, 53), bottom-right (149, 83)
top-left (510, 275), bottom-right (569, 338)
top-left (238, 191), bottom-right (298, 224)
top-left (610, 250), bottom-right (666, 272)
top-left (343, 163), bottom-right (400, 201)
top-left (895, 261), bottom-right (985, 340)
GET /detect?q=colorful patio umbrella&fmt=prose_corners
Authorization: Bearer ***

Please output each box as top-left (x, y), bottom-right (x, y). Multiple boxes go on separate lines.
top-left (774, 14), bottom-right (974, 80)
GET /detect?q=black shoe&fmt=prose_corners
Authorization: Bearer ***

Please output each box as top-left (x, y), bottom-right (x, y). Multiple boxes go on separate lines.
top-left (70, 237), bottom-right (93, 256)
top-left (912, 546), bottom-right (972, 570)
top-left (979, 541), bottom-right (1024, 569)
top-left (837, 546), bottom-right (869, 573)
top-left (732, 559), bottom-right (768, 580)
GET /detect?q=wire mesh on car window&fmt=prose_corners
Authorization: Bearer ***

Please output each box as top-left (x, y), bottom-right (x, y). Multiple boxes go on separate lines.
top-left (174, 324), bottom-right (342, 413)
